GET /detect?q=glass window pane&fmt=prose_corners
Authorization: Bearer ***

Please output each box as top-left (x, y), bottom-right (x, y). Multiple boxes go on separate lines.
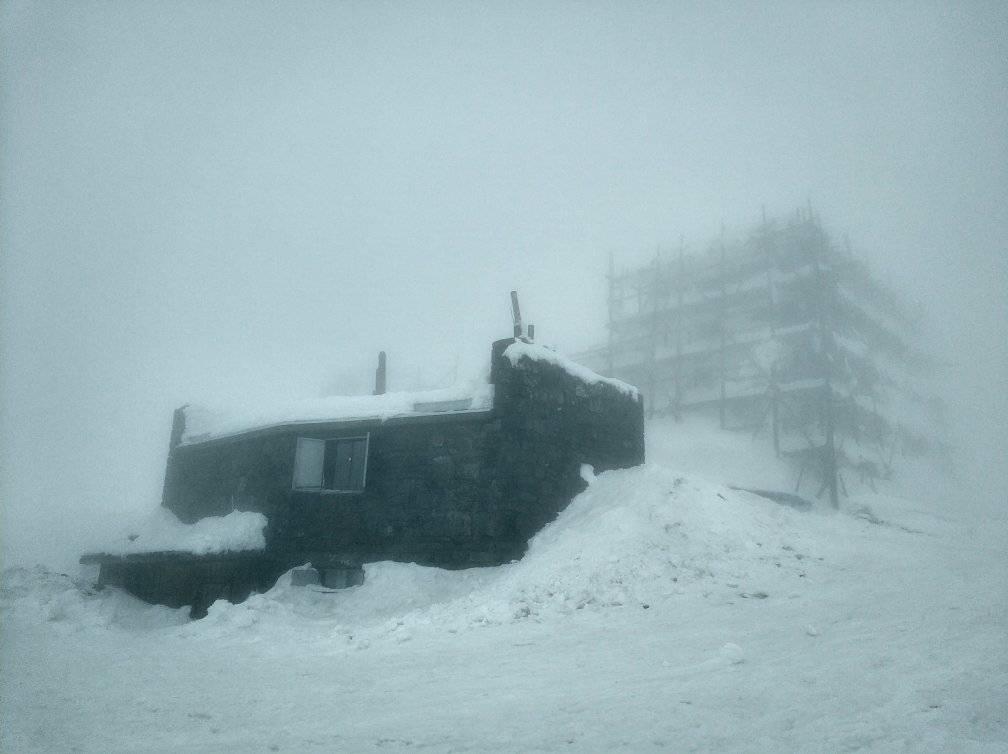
top-left (349, 438), bottom-right (367, 490)
top-left (293, 438), bottom-right (325, 489)
top-left (322, 440), bottom-right (337, 489)
top-left (321, 437), bottom-right (368, 491)
top-left (323, 439), bottom-right (346, 490)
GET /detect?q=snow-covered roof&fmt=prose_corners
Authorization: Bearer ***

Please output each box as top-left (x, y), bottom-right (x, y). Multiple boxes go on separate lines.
top-left (181, 381), bottom-right (494, 446)
top-left (503, 341), bottom-right (639, 398)
top-left (178, 343), bottom-right (636, 446)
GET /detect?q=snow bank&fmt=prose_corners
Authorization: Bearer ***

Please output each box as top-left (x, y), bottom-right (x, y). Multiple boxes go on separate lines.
top-left (190, 465), bottom-right (817, 641)
top-left (100, 508), bottom-right (267, 556)
top-left (0, 566), bottom-right (189, 630)
top-left (1, 509), bottom-right (267, 629)
top-left (9, 417), bottom-right (953, 643)
top-left (181, 380), bottom-right (493, 445)
top-left (5, 455), bottom-right (957, 647)
top-left (7, 486), bottom-right (1004, 753)
top-left (480, 465), bottom-right (810, 619)
top-left (503, 341), bottom-right (639, 397)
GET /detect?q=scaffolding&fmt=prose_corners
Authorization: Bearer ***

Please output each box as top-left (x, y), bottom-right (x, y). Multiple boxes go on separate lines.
top-left (576, 208), bottom-right (948, 507)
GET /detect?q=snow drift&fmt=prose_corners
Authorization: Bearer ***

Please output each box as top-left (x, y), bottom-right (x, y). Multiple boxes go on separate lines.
top-left (4, 464), bottom-right (816, 637)
top-left (165, 464), bottom-right (823, 642)
top-left (4, 423), bottom-right (1004, 752)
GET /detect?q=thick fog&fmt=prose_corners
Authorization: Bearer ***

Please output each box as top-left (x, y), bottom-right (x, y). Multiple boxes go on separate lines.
top-left (2, 2), bottom-right (1005, 571)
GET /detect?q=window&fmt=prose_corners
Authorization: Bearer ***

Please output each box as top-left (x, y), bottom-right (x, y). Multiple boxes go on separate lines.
top-left (293, 435), bottom-right (369, 492)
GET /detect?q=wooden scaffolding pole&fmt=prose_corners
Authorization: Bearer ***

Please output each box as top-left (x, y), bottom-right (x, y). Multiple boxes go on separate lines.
top-left (809, 212), bottom-right (840, 509)
top-left (761, 208), bottom-right (781, 457)
top-left (606, 253), bottom-right (615, 376)
top-left (718, 226), bottom-right (727, 430)
top-left (646, 251), bottom-right (660, 418)
top-left (674, 238), bottom-right (685, 421)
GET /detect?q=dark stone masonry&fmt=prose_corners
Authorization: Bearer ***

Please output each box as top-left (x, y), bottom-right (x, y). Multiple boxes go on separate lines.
top-left (87, 337), bottom-right (644, 616)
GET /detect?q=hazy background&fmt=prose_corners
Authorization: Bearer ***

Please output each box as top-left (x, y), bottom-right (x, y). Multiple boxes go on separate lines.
top-left (2, 1), bottom-right (1005, 571)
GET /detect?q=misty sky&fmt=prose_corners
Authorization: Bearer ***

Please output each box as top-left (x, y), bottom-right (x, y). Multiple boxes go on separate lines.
top-left (2, 1), bottom-right (1006, 570)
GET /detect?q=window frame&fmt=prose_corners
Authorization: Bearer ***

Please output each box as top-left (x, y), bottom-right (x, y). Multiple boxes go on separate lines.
top-left (292, 433), bottom-right (370, 494)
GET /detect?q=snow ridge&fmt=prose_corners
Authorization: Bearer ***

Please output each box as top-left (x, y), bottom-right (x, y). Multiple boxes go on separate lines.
top-left (503, 341), bottom-right (639, 397)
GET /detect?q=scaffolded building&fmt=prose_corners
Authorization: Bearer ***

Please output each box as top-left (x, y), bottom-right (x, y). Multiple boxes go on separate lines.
top-left (576, 208), bottom-right (947, 507)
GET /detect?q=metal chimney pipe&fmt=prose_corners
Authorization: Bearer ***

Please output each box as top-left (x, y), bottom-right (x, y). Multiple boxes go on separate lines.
top-left (374, 351), bottom-right (387, 395)
top-left (510, 290), bottom-right (523, 339)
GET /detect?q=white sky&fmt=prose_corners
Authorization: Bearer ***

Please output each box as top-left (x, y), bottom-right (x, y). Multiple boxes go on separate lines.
top-left (2, 1), bottom-right (1006, 569)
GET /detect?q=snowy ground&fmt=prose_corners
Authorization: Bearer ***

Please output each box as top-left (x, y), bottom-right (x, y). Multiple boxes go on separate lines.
top-left (2, 423), bottom-right (1006, 752)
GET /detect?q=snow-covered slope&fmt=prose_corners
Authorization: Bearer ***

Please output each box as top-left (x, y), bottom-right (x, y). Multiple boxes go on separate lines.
top-left (646, 416), bottom-right (793, 492)
top-left (2, 422), bottom-right (1005, 752)
top-left (171, 466), bottom-right (817, 642)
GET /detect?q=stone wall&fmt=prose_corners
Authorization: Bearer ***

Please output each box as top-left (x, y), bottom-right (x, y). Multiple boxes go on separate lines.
top-left (162, 412), bottom-right (509, 570)
top-left (488, 339), bottom-right (645, 546)
top-left (95, 552), bottom-right (278, 618)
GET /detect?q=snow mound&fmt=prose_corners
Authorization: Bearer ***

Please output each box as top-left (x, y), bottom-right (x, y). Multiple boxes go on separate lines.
top-left (98, 508), bottom-right (267, 556)
top-left (478, 465), bottom-right (811, 619)
top-left (8, 462), bottom-right (945, 644)
top-left (0, 566), bottom-right (188, 631)
top-left (192, 465), bottom-right (819, 641)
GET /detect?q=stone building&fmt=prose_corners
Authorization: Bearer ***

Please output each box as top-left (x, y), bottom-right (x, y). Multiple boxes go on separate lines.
top-left (85, 336), bottom-right (645, 616)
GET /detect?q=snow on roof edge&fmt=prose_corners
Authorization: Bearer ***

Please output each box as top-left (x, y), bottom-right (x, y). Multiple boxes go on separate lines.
top-left (180, 381), bottom-right (495, 446)
top-left (503, 341), bottom-right (640, 397)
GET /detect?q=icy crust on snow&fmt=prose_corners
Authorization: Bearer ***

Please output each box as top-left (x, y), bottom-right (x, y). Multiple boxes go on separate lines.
top-left (503, 341), bottom-right (639, 398)
top-left (181, 380), bottom-right (494, 445)
top-left (98, 508), bottom-right (267, 557)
